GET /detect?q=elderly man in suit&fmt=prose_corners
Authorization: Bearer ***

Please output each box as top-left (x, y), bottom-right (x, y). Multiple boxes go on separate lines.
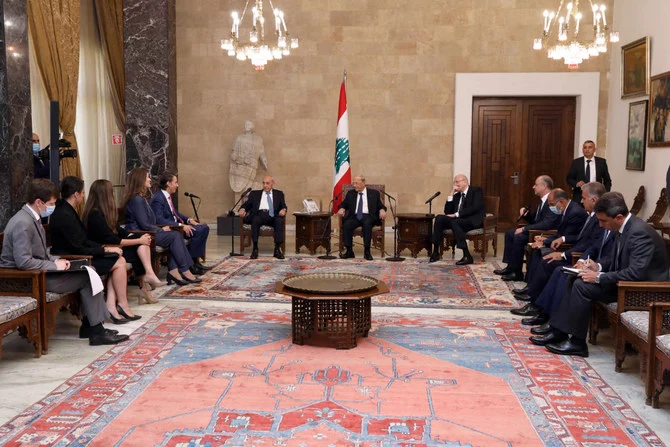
top-left (150, 171), bottom-right (211, 275)
top-left (494, 175), bottom-right (561, 281)
top-left (566, 140), bottom-right (612, 203)
top-left (429, 174), bottom-right (485, 265)
top-left (0, 179), bottom-right (128, 346)
top-left (239, 175), bottom-right (287, 260)
top-left (338, 175), bottom-right (387, 260)
top-left (531, 192), bottom-right (669, 357)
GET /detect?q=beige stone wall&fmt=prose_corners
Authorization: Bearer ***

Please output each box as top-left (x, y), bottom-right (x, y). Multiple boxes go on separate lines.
top-left (176, 0), bottom-right (612, 224)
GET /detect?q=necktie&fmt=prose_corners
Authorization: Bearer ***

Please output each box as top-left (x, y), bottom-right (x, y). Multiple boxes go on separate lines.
top-left (613, 232), bottom-right (622, 270)
top-left (577, 214), bottom-right (591, 240)
top-left (585, 159), bottom-right (591, 182)
top-left (536, 201), bottom-right (543, 217)
top-left (267, 192), bottom-right (274, 217)
top-left (458, 193), bottom-right (465, 213)
top-left (597, 230), bottom-right (610, 260)
top-left (356, 192), bottom-right (364, 220)
top-left (167, 195), bottom-right (183, 223)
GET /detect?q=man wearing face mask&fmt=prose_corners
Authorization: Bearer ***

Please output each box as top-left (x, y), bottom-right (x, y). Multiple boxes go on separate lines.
top-left (0, 179), bottom-right (127, 346)
top-left (32, 133), bottom-right (50, 179)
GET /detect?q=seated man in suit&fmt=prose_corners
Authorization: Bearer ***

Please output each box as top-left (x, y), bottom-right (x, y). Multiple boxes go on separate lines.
top-left (429, 174), bottom-right (485, 265)
top-left (338, 175), bottom-right (387, 261)
top-left (150, 171), bottom-right (211, 275)
top-left (0, 179), bottom-right (128, 346)
top-left (239, 175), bottom-right (287, 260)
top-left (530, 192), bottom-right (669, 357)
top-left (566, 140), bottom-right (612, 203)
top-left (494, 175), bottom-right (561, 281)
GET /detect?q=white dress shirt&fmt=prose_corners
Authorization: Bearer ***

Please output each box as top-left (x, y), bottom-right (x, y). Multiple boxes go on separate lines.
top-left (354, 188), bottom-right (370, 214)
top-left (161, 190), bottom-right (181, 224)
top-left (584, 156), bottom-right (596, 182)
top-left (447, 187), bottom-right (469, 218)
top-left (259, 189), bottom-right (274, 211)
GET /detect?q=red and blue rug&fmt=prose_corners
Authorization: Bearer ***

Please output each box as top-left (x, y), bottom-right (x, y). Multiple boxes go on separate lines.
top-left (165, 256), bottom-right (518, 309)
top-left (0, 308), bottom-right (663, 446)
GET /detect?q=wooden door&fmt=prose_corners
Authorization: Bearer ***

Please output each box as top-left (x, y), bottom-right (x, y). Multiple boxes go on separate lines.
top-left (471, 97), bottom-right (576, 230)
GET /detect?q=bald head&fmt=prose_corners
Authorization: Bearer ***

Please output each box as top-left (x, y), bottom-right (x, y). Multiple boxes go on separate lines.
top-left (262, 175), bottom-right (275, 192)
top-left (453, 174), bottom-right (469, 193)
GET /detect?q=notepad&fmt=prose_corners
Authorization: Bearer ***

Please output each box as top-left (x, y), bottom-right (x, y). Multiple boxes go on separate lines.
top-left (561, 266), bottom-right (581, 275)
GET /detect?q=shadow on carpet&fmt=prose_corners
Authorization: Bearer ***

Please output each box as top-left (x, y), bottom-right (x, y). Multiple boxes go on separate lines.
top-left (0, 307), bottom-right (664, 446)
top-left (163, 255), bottom-right (518, 309)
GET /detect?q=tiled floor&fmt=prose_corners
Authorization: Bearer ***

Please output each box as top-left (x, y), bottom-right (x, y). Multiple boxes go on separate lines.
top-left (1, 231), bottom-right (669, 443)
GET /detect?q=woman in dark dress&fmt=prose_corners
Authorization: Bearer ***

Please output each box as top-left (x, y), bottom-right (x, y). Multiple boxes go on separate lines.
top-left (83, 180), bottom-right (165, 305)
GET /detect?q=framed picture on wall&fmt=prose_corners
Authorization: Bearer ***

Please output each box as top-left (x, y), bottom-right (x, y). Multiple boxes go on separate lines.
top-left (626, 100), bottom-right (647, 171)
top-left (648, 70), bottom-right (670, 147)
top-left (621, 37), bottom-right (650, 99)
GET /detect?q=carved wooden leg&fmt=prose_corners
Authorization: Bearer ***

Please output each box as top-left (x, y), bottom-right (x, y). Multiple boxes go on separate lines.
top-left (614, 330), bottom-right (626, 373)
top-left (588, 309), bottom-right (600, 345)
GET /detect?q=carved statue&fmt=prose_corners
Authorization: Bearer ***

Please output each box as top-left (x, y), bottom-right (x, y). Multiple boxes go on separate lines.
top-left (230, 120), bottom-right (268, 202)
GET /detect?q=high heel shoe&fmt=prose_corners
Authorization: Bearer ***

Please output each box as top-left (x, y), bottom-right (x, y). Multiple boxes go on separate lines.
top-left (138, 285), bottom-right (159, 305)
top-left (144, 277), bottom-right (167, 290)
top-left (166, 273), bottom-right (188, 286)
top-left (109, 315), bottom-right (129, 324)
top-left (116, 305), bottom-right (142, 321)
top-left (183, 276), bottom-right (202, 284)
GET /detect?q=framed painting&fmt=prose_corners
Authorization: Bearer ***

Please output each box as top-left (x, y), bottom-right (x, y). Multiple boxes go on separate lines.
top-left (621, 37), bottom-right (649, 99)
top-left (626, 100), bottom-right (647, 171)
top-left (648, 70), bottom-right (670, 147)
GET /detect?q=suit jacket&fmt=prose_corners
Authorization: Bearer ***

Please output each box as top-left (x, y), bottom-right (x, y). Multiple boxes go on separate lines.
top-left (566, 156), bottom-right (612, 201)
top-left (241, 189), bottom-right (287, 218)
top-left (86, 209), bottom-right (131, 245)
top-left (444, 186), bottom-right (485, 228)
top-left (522, 199), bottom-right (561, 234)
top-left (562, 213), bottom-right (604, 259)
top-left (544, 201), bottom-right (588, 246)
top-left (580, 228), bottom-right (615, 267)
top-left (125, 194), bottom-right (162, 232)
top-left (599, 216), bottom-right (669, 288)
top-left (150, 191), bottom-right (189, 226)
top-left (338, 188), bottom-right (386, 222)
top-left (50, 201), bottom-right (105, 257)
top-left (0, 205), bottom-right (57, 270)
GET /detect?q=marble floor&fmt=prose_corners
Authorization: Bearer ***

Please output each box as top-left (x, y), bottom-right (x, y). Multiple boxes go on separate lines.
top-left (1, 231), bottom-right (669, 444)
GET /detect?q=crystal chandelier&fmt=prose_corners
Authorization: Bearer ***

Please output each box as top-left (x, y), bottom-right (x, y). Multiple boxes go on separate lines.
top-left (220, 0), bottom-right (299, 71)
top-left (533, 1), bottom-right (619, 67)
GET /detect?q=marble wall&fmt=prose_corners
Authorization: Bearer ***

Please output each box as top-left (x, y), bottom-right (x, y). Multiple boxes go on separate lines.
top-left (0, 0), bottom-right (32, 230)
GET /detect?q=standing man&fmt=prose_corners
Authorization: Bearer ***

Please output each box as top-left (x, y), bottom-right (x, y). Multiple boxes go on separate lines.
top-left (338, 175), bottom-right (387, 260)
top-left (32, 133), bottom-right (49, 179)
top-left (566, 140), bottom-right (612, 203)
top-left (239, 175), bottom-right (287, 260)
top-left (151, 171), bottom-right (211, 275)
top-left (429, 174), bottom-right (485, 265)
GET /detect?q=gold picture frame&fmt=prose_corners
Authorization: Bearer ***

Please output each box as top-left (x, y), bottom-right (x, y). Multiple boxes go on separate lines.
top-left (648, 70), bottom-right (670, 147)
top-left (621, 36), bottom-right (650, 99)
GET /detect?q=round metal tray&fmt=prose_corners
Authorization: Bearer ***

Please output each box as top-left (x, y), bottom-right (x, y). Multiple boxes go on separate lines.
top-left (281, 272), bottom-right (379, 294)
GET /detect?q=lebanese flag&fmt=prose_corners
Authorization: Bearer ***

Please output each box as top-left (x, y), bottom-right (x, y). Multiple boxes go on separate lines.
top-left (332, 78), bottom-right (351, 213)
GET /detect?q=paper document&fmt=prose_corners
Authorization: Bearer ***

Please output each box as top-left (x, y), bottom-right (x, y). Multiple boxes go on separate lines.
top-left (561, 266), bottom-right (581, 275)
top-left (83, 265), bottom-right (105, 295)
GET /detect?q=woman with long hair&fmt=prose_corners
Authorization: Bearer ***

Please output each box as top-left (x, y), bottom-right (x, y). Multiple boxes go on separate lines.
top-left (83, 179), bottom-right (165, 306)
top-left (123, 168), bottom-right (200, 285)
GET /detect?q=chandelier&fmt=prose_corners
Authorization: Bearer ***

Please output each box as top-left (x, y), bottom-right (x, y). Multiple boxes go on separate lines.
top-left (533, 1), bottom-right (619, 67)
top-left (220, 0), bottom-right (299, 71)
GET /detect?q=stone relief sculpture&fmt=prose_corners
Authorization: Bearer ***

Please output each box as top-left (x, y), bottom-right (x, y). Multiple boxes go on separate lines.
top-left (229, 120), bottom-right (268, 202)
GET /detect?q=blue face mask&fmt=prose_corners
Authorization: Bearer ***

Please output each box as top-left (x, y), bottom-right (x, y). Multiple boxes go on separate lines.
top-left (33, 143), bottom-right (40, 155)
top-left (549, 205), bottom-right (562, 215)
top-left (40, 204), bottom-right (55, 218)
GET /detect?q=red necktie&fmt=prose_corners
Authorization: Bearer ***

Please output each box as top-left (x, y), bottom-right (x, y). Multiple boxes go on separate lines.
top-left (167, 195), bottom-right (184, 224)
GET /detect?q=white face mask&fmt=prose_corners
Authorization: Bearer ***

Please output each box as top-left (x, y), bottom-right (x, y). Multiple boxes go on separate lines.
top-left (33, 143), bottom-right (41, 155)
top-left (39, 203), bottom-right (56, 218)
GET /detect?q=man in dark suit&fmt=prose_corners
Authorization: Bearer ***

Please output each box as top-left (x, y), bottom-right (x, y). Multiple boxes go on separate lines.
top-left (0, 179), bottom-right (127, 346)
top-left (531, 192), bottom-right (669, 357)
top-left (239, 175), bottom-right (287, 260)
top-left (494, 175), bottom-right (561, 281)
top-left (566, 140), bottom-right (612, 203)
top-left (338, 175), bottom-right (387, 260)
top-left (150, 171), bottom-right (211, 275)
top-left (429, 174), bottom-right (485, 265)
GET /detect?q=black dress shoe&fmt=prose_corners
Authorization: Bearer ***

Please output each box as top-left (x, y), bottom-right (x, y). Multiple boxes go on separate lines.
top-left (429, 252), bottom-right (440, 263)
top-left (340, 250), bottom-right (355, 259)
top-left (521, 314), bottom-right (548, 326)
top-left (546, 339), bottom-right (589, 357)
top-left (513, 286), bottom-right (529, 294)
top-left (501, 272), bottom-right (524, 281)
top-left (274, 247), bottom-right (285, 259)
top-left (364, 251), bottom-right (373, 261)
top-left (250, 249), bottom-right (258, 259)
top-left (530, 322), bottom-right (552, 335)
top-left (194, 261), bottom-right (212, 271)
top-left (455, 255), bottom-right (474, 265)
top-left (89, 332), bottom-right (130, 346)
top-left (529, 331), bottom-right (567, 346)
top-left (514, 293), bottom-right (532, 302)
top-left (510, 303), bottom-right (540, 316)
top-left (79, 327), bottom-right (119, 339)
top-left (493, 266), bottom-right (512, 275)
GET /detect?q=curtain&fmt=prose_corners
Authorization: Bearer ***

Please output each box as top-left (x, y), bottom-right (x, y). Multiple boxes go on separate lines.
top-left (27, 0), bottom-right (82, 180)
top-left (28, 35), bottom-right (50, 145)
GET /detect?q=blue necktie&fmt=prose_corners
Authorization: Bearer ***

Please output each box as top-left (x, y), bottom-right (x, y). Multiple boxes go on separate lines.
top-left (267, 192), bottom-right (274, 217)
top-left (356, 192), bottom-right (364, 220)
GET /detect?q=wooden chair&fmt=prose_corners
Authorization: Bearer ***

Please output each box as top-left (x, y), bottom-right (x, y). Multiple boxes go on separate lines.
top-left (647, 188), bottom-right (668, 231)
top-left (630, 185), bottom-right (646, 216)
top-left (440, 196), bottom-right (499, 261)
top-left (337, 184), bottom-right (386, 256)
top-left (239, 216), bottom-right (286, 254)
top-left (647, 302), bottom-right (670, 407)
top-left (0, 275), bottom-right (41, 359)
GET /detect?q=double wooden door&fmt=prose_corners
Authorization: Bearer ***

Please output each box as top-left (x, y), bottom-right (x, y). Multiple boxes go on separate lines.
top-left (471, 97), bottom-right (576, 230)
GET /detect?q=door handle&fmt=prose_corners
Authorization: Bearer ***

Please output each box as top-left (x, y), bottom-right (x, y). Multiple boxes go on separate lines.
top-left (510, 172), bottom-right (519, 185)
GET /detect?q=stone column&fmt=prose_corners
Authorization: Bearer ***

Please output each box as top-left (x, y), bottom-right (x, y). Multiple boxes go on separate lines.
top-left (0, 0), bottom-right (32, 230)
top-left (123, 0), bottom-right (177, 185)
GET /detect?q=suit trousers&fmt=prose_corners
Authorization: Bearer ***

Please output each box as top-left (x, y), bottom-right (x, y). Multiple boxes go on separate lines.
top-left (535, 268), bottom-right (570, 316)
top-left (155, 230), bottom-right (193, 272)
top-left (246, 212), bottom-right (284, 244)
top-left (431, 216), bottom-right (475, 249)
top-left (46, 271), bottom-right (109, 326)
top-left (342, 214), bottom-right (377, 249)
top-left (549, 277), bottom-right (616, 339)
top-left (502, 229), bottom-right (528, 272)
top-left (527, 257), bottom-right (567, 301)
top-left (185, 224), bottom-right (209, 259)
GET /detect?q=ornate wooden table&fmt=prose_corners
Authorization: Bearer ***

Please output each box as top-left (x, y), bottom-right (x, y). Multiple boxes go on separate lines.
top-left (294, 212), bottom-right (331, 255)
top-left (275, 280), bottom-right (389, 349)
top-left (397, 213), bottom-right (434, 257)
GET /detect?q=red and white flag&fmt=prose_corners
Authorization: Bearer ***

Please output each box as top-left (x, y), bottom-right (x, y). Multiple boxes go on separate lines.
top-left (332, 75), bottom-right (351, 212)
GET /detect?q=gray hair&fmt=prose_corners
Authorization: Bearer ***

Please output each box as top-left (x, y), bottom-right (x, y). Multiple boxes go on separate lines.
top-left (581, 181), bottom-right (606, 199)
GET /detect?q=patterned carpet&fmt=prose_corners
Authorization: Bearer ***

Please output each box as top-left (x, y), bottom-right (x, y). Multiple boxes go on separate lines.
top-left (164, 255), bottom-right (520, 309)
top-left (0, 308), bottom-right (664, 446)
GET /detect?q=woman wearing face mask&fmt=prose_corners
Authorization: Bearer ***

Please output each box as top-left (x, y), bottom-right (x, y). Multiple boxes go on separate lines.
top-left (32, 133), bottom-right (50, 179)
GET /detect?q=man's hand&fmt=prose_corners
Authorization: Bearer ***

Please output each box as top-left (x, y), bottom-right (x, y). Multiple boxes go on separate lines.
top-left (578, 269), bottom-right (599, 283)
top-left (162, 226), bottom-right (171, 232)
top-left (55, 259), bottom-right (70, 271)
top-left (519, 207), bottom-right (527, 217)
top-left (581, 259), bottom-right (600, 272)
top-left (188, 218), bottom-right (200, 225)
top-left (105, 246), bottom-right (123, 256)
top-left (530, 241), bottom-right (544, 249)
top-left (576, 180), bottom-right (585, 188)
top-left (514, 227), bottom-right (524, 235)
top-left (238, 209), bottom-right (247, 218)
top-left (379, 209), bottom-right (387, 220)
top-left (550, 238), bottom-right (562, 250)
top-left (543, 251), bottom-right (563, 263)
top-left (337, 208), bottom-right (346, 217)
top-left (279, 209), bottom-right (286, 217)
top-left (137, 234), bottom-right (152, 246)
top-left (182, 225), bottom-right (195, 237)
top-left (446, 213), bottom-right (456, 218)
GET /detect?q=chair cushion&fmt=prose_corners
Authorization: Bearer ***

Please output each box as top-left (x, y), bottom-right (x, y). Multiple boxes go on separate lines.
top-left (620, 311), bottom-right (649, 341)
top-left (155, 246), bottom-right (168, 253)
top-left (0, 296), bottom-right (37, 325)
top-left (657, 334), bottom-right (670, 359)
top-left (46, 292), bottom-right (76, 303)
top-left (442, 228), bottom-right (492, 236)
top-left (605, 302), bottom-right (617, 314)
top-left (242, 224), bottom-right (275, 232)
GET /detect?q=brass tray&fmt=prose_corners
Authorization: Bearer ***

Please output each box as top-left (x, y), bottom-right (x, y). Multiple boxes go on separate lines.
top-left (281, 272), bottom-right (379, 294)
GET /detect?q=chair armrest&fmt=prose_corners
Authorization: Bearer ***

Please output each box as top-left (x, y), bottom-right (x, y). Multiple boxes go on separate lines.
top-left (0, 267), bottom-right (45, 299)
top-left (556, 243), bottom-right (573, 252)
top-left (571, 252), bottom-right (583, 264)
top-left (169, 225), bottom-right (185, 235)
top-left (59, 255), bottom-right (92, 265)
top-left (616, 281), bottom-right (670, 313)
top-left (650, 302), bottom-right (670, 337)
